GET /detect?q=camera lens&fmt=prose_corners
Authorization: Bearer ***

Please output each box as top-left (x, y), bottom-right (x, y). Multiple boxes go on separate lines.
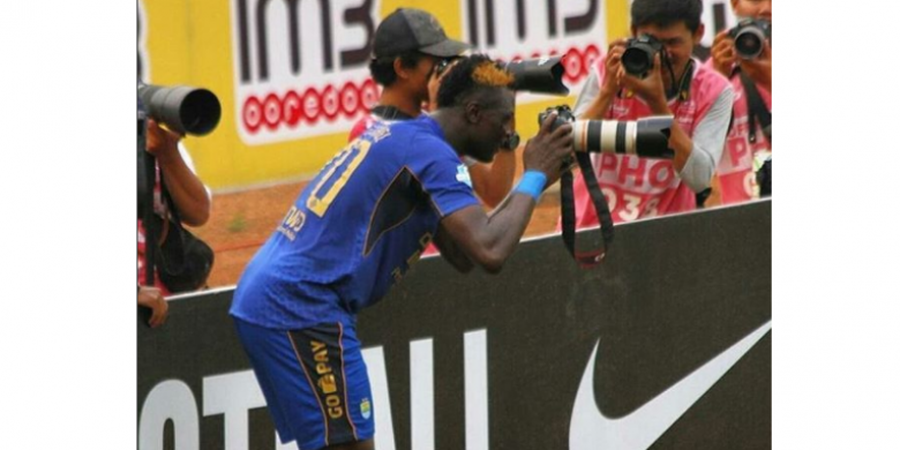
top-left (734, 28), bottom-right (765, 59)
top-left (622, 47), bottom-right (652, 76)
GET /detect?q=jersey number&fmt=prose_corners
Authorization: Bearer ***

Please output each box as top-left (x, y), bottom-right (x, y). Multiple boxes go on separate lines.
top-left (307, 139), bottom-right (372, 217)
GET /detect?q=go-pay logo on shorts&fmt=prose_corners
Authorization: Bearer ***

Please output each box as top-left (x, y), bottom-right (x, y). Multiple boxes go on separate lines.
top-left (229, 0), bottom-right (383, 144)
top-left (310, 339), bottom-right (343, 419)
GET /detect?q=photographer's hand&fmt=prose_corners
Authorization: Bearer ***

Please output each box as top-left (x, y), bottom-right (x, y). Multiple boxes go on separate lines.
top-left (146, 119), bottom-right (211, 226)
top-left (711, 30), bottom-right (737, 77)
top-left (146, 119), bottom-right (183, 160)
top-left (138, 285), bottom-right (169, 328)
top-left (522, 112), bottom-right (575, 187)
top-left (739, 41), bottom-right (772, 92)
top-left (600, 40), bottom-right (628, 97)
top-left (618, 53), bottom-right (667, 113)
top-left (427, 59), bottom-right (461, 111)
top-left (581, 40), bottom-right (627, 121)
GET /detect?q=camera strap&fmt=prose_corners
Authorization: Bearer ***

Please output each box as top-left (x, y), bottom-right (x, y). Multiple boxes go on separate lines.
top-left (560, 152), bottom-right (614, 268)
top-left (738, 70), bottom-right (771, 145)
top-left (371, 105), bottom-right (415, 121)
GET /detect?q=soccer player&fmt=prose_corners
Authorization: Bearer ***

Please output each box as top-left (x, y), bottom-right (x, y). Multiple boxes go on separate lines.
top-left (230, 55), bottom-right (574, 450)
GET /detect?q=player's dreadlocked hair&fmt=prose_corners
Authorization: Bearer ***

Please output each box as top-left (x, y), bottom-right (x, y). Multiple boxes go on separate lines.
top-left (436, 54), bottom-right (515, 109)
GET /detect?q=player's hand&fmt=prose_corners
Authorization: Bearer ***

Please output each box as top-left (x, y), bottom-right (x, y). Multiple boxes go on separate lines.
top-left (710, 30), bottom-right (737, 77)
top-left (138, 285), bottom-right (169, 328)
top-left (618, 53), bottom-right (666, 109)
top-left (146, 119), bottom-right (182, 160)
top-left (522, 112), bottom-right (575, 186)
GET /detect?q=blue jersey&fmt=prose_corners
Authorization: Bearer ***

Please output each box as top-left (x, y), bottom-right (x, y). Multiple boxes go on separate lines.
top-left (230, 116), bottom-right (479, 330)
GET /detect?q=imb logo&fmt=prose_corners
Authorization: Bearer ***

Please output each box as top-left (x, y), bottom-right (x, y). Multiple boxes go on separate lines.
top-left (230, 0), bottom-right (383, 144)
top-left (462, 0), bottom-right (607, 92)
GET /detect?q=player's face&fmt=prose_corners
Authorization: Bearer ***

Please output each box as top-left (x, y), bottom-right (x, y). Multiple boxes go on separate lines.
top-left (469, 90), bottom-right (515, 163)
top-left (732, 0), bottom-right (771, 21)
top-left (633, 21), bottom-right (703, 82)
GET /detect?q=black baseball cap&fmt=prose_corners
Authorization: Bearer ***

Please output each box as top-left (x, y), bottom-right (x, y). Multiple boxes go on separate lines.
top-left (373, 8), bottom-right (470, 59)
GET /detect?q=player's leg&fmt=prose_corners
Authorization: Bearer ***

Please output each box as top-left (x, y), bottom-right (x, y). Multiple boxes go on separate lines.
top-left (288, 322), bottom-right (376, 449)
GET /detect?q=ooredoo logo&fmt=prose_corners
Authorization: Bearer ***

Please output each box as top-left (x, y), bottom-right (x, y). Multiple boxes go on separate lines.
top-left (230, 0), bottom-right (382, 144)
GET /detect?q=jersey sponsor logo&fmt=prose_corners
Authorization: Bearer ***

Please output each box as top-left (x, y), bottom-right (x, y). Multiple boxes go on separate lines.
top-left (311, 339), bottom-right (344, 419)
top-left (360, 397), bottom-right (371, 420)
top-left (569, 321), bottom-right (771, 449)
top-left (277, 205), bottom-right (307, 241)
top-left (456, 164), bottom-right (473, 187)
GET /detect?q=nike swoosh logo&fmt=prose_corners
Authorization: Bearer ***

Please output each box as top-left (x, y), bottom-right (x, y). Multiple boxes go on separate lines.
top-left (569, 321), bottom-right (771, 450)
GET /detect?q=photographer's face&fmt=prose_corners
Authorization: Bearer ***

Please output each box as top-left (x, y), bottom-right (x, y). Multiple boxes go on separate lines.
top-left (395, 53), bottom-right (441, 103)
top-left (732, 0), bottom-right (772, 21)
top-left (466, 89), bottom-right (515, 163)
top-left (633, 21), bottom-right (703, 81)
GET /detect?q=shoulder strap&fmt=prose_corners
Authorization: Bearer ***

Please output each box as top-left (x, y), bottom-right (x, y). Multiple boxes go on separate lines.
top-left (156, 172), bottom-right (188, 273)
top-left (372, 105), bottom-right (415, 121)
top-left (141, 152), bottom-right (157, 286)
top-left (738, 70), bottom-right (771, 145)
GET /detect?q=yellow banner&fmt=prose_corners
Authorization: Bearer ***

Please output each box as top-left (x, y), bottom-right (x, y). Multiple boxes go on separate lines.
top-left (141, 0), bottom-right (629, 191)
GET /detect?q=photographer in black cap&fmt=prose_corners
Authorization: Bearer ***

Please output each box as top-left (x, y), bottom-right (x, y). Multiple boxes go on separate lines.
top-left (349, 8), bottom-right (517, 208)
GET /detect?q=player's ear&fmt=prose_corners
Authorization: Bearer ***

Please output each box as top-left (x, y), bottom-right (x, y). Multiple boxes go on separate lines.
top-left (465, 101), bottom-right (481, 124)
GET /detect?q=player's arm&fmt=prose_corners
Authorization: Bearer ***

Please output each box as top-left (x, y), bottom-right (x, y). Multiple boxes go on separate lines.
top-left (468, 149), bottom-right (516, 208)
top-left (432, 225), bottom-right (474, 273)
top-left (438, 115), bottom-right (573, 274)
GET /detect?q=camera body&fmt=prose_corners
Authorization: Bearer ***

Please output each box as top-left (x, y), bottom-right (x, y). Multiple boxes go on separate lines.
top-left (538, 104), bottom-right (577, 133)
top-left (728, 18), bottom-right (771, 59)
top-left (622, 34), bottom-right (665, 78)
top-left (538, 105), bottom-right (674, 159)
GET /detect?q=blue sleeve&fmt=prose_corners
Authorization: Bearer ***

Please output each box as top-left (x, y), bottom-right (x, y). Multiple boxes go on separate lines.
top-left (409, 135), bottom-right (480, 217)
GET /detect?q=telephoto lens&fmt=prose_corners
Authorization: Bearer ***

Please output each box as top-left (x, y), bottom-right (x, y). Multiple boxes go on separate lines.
top-left (538, 105), bottom-right (674, 158)
top-left (504, 56), bottom-right (569, 95)
top-left (138, 83), bottom-right (222, 136)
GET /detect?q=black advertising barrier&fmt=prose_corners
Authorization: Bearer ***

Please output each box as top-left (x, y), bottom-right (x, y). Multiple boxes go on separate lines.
top-left (138, 200), bottom-right (771, 450)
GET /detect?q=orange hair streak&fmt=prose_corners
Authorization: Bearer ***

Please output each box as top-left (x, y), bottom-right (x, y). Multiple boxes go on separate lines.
top-left (472, 62), bottom-right (514, 88)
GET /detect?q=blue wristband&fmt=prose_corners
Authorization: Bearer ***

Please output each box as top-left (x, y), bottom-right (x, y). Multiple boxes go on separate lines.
top-left (514, 170), bottom-right (547, 201)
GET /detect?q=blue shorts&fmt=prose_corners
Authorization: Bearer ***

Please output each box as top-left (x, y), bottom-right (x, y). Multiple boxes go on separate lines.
top-left (233, 318), bottom-right (375, 450)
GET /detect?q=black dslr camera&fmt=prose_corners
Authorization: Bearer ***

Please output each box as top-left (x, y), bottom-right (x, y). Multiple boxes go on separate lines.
top-left (537, 105), bottom-right (674, 158)
top-left (621, 34), bottom-right (665, 78)
top-left (729, 18), bottom-right (771, 59)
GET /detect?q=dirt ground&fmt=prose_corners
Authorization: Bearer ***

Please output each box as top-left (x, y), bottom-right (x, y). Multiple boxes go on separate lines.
top-left (190, 180), bottom-right (563, 289)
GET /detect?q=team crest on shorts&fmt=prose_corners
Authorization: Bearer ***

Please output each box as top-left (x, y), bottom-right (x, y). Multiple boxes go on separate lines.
top-left (360, 397), bottom-right (372, 420)
top-left (456, 164), bottom-right (472, 187)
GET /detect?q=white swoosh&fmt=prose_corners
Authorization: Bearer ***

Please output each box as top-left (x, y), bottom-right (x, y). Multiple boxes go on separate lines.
top-left (569, 321), bottom-right (772, 450)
